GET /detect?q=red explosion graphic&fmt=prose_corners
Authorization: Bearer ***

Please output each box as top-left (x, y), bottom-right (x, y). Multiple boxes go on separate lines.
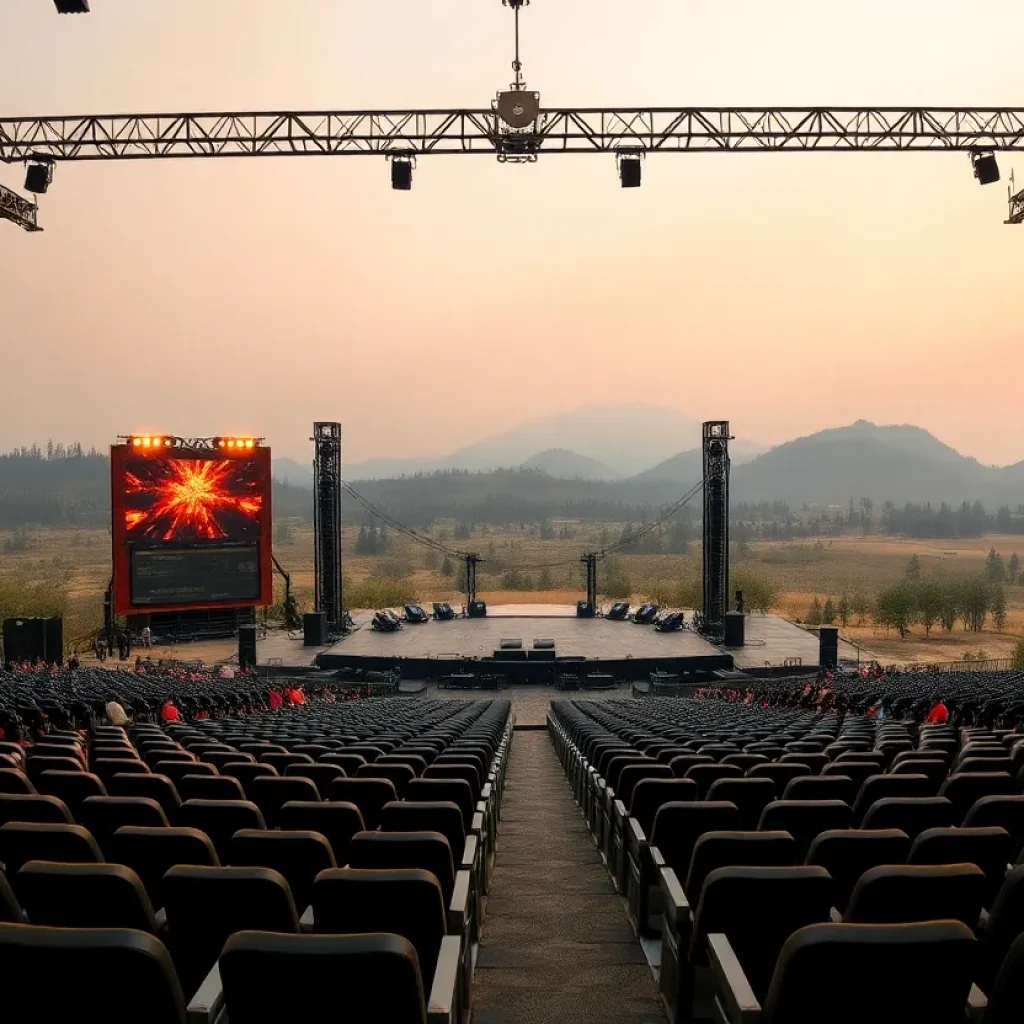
top-left (123, 459), bottom-right (263, 543)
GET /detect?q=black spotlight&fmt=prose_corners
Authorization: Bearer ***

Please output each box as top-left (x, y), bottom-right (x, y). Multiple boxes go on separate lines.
top-left (618, 152), bottom-right (642, 189)
top-left (390, 156), bottom-right (414, 191)
top-left (972, 150), bottom-right (1000, 186)
top-left (54, 0), bottom-right (90, 11)
top-left (25, 162), bottom-right (53, 195)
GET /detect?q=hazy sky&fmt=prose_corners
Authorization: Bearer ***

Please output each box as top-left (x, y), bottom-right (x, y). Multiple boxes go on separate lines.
top-left (1, 0), bottom-right (1022, 466)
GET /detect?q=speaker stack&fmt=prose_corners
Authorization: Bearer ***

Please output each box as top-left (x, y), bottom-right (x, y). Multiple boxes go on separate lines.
top-left (238, 625), bottom-right (258, 668)
top-left (303, 612), bottom-right (327, 647)
top-left (819, 626), bottom-right (839, 670)
top-left (2, 616), bottom-right (63, 664)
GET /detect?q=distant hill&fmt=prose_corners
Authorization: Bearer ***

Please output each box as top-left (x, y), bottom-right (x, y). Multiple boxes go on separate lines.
top-left (630, 448), bottom-right (703, 484)
top-left (731, 421), bottom-right (1023, 506)
top-left (521, 448), bottom-right (621, 481)
top-left (272, 456), bottom-right (314, 489)
top-left (347, 403), bottom-right (764, 479)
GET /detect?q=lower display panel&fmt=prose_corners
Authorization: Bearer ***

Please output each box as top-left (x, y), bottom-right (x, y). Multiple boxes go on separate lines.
top-left (130, 546), bottom-right (261, 606)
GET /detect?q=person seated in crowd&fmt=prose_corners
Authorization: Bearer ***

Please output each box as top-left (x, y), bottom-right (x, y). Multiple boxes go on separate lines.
top-left (925, 697), bottom-right (949, 724)
top-left (106, 699), bottom-right (130, 727)
top-left (160, 699), bottom-right (181, 723)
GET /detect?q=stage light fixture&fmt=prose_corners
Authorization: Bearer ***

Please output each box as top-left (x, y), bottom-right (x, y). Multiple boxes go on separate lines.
top-left (132, 437), bottom-right (142, 447)
top-left (390, 154), bottom-right (415, 191)
top-left (142, 437), bottom-right (151, 448)
top-left (53, 0), bottom-right (91, 12)
top-left (227, 440), bottom-right (235, 448)
top-left (25, 161), bottom-right (53, 195)
top-left (972, 149), bottom-right (1000, 186)
top-left (616, 149), bottom-right (643, 189)
top-left (245, 439), bottom-right (254, 449)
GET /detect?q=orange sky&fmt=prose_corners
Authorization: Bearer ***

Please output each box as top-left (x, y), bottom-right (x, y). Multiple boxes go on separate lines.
top-left (1, 0), bottom-right (1021, 466)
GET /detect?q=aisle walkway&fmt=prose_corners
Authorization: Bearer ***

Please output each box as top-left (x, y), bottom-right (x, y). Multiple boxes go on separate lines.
top-left (473, 729), bottom-right (663, 1024)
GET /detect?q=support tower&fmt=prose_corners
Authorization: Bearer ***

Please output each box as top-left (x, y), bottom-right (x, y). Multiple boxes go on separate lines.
top-left (702, 421), bottom-right (733, 639)
top-left (312, 422), bottom-right (343, 634)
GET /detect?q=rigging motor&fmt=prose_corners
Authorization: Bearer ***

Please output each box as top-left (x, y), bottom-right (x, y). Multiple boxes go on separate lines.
top-left (494, 0), bottom-right (541, 162)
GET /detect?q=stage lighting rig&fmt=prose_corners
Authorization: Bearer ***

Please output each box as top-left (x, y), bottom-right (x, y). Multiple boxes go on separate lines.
top-left (0, 184), bottom-right (42, 232)
top-left (617, 149), bottom-right (643, 188)
top-left (1006, 172), bottom-right (1024, 225)
top-left (53, 0), bottom-right (90, 11)
top-left (971, 148), bottom-right (1000, 185)
top-left (25, 158), bottom-right (54, 195)
top-left (493, 0), bottom-right (541, 163)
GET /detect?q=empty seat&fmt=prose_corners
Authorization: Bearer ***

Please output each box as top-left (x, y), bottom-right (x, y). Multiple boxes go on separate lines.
top-left (178, 799), bottom-right (266, 860)
top-left (748, 763), bottom-right (809, 789)
top-left (668, 753), bottom-right (714, 777)
top-left (939, 773), bottom-right (1015, 824)
top-left (685, 763), bottom-right (743, 799)
top-left (909, 826), bottom-right (1012, 907)
top-left (780, 752), bottom-right (828, 774)
top-left (0, 922), bottom-right (187, 1024)
top-left (249, 776), bottom-right (320, 828)
top-left (405, 778), bottom-right (476, 829)
top-left (357, 761), bottom-right (416, 798)
top-left (805, 829), bottom-right (911, 914)
top-left (860, 797), bottom-right (955, 837)
top-left (706, 777), bottom-right (776, 831)
top-left (852, 774), bottom-right (936, 825)
top-left (783, 775), bottom-right (855, 804)
top-left (277, 801), bottom-right (364, 866)
top-left (228, 830), bottom-right (335, 910)
top-left (845, 864), bottom-right (986, 928)
top-left (259, 752), bottom-right (313, 772)
top-left (0, 769), bottom-right (35, 795)
top-left (964, 795), bottom-right (1024, 860)
top-left (0, 793), bottom-right (73, 827)
top-left (321, 753), bottom-right (367, 775)
top-left (651, 801), bottom-right (742, 877)
top-left (758, 800), bottom-right (852, 859)
top-left (163, 864), bottom-right (299, 995)
top-left (176, 774), bottom-right (246, 803)
top-left (219, 761), bottom-right (278, 797)
top-left (79, 796), bottom-right (169, 851)
top-left (378, 753), bottom-right (429, 776)
top-left (423, 764), bottom-right (481, 801)
top-left (0, 822), bottom-right (103, 874)
top-left (628, 778), bottom-right (699, 837)
top-left (106, 773), bottom-right (182, 823)
top-left (349, 830), bottom-right (456, 903)
top-left (283, 763), bottom-right (345, 794)
top-left (15, 861), bottom-right (158, 933)
top-left (108, 826), bottom-right (220, 908)
top-left (36, 770), bottom-right (106, 816)
top-left (153, 761), bottom-right (215, 784)
top-left (684, 831), bottom-right (797, 905)
top-left (25, 756), bottom-right (83, 783)
top-left (328, 778), bottom-right (398, 830)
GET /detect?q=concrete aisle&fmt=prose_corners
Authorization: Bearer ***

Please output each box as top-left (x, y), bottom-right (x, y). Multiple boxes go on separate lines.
top-left (472, 729), bottom-right (664, 1024)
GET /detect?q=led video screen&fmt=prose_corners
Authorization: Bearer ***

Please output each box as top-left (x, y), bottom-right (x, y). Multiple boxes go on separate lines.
top-left (111, 444), bottom-right (272, 615)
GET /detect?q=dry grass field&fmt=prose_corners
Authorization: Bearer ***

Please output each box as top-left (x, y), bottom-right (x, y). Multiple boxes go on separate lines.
top-left (1, 522), bottom-right (1021, 664)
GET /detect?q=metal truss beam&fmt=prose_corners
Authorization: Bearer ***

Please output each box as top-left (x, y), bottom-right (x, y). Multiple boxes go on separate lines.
top-left (0, 184), bottom-right (41, 231)
top-left (2, 107), bottom-right (1024, 162)
top-left (1007, 186), bottom-right (1024, 225)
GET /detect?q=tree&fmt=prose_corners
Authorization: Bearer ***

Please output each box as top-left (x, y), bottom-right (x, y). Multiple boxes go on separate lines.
top-left (731, 566), bottom-right (778, 614)
top-left (851, 591), bottom-right (870, 625)
top-left (875, 581), bottom-right (917, 638)
top-left (1009, 553), bottom-right (1020, 585)
top-left (959, 577), bottom-right (990, 632)
top-left (821, 598), bottom-right (836, 625)
top-left (837, 593), bottom-right (850, 627)
top-left (938, 576), bottom-right (960, 633)
top-left (985, 548), bottom-right (1006, 583)
top-left (538, 566), bottom-right (552, 590)
top-left (806, 597), bottom-right (823, 626)
top-left (915, 578), bottom-right (943, 636)
top-left (905, 554), bottom-right (922, 581)
top-left (440, 556), bottom-right (454, 578)
top-left (991, 585), bottom-right (1008, 631)
top-left (1012, 638), bottom-right (1024, 670)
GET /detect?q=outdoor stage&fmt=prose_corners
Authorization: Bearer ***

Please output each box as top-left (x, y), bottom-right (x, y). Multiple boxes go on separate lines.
top-left (254, 606), bottom-right (862, 682)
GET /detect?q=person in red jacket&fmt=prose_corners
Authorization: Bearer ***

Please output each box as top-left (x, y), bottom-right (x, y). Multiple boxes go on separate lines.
top-left (160, 699), bottom-right (180, 723)
top-left (924, 699), bottom-right (949, 725)
top-left (268, 688), bottom-right (284, 711)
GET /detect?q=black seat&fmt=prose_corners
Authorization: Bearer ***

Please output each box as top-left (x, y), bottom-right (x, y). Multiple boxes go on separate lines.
top-left (276, 801), bottom-right (364, 866)
top-left (629, 778), bottom-right (699, 836)
top-left (909, 826), bottom-right (1012, 907)
top-left (379, 801), bottom-right (467, 862)
top-left (153, 760), bottom-right (215, 784)
top-left (258, 751), bottom-right (313, 772)
top-left (14, 861), bottom-right (158, 933)
top-left (939, 773), bottom-right (1015, 824)
top-left (163, 864), bottom-right (300, 996)
top-left (284, 763), bottom-right (345, 795)
top-left (219, 761), bottom-right (278, 797)
top-left (964, 795), bottom-right (1024, 860)
top-left (0, 769), bottom-right (35, 795)
top-left (405, 778), bottom-right (476, 829)
top-left (860, 797), bottom-right (955, 837)
top-left (805, 829), bottom-right (911, 914)
top-left (79, 796), bottom-right (169, 852)
top-left (739, 921), bottom-right (978, 1024)
top-left (36, 770), bottom-right (106, 817)
top-left (852, 774), bottom-right (936, 825)
top-left (321, 753), bottom-right (367, 775)
top-left (328, 778), bottom-right (398, 830)
top-left (220, 931), bottom-right (431, 1024)
top-left (228, 830), bottom-right (336, 910)
top-left (758, 801), bottom-right (852, 859)
top-left (0, 793), bottom-right (73, 826)
top-left (684, 831), bottom-right (797, 905)
top-left (176, 774), bottom-right (246, 803)
top-left (0, 922), bottom-right (187, 1024)
top-left (706, 778), bottom-right (776, 831)
top-left (106, 773), bottom-right (182, 823)
top-left (348, 830), bottom-right (456, 902)
top-left (685, 763), bottom-right (743, 799)
top-left (650, 801), bottom-right (742, 876)
top-left (748, 763), bottom-right (809, 790)
top-left (249, 776), bottom-right (320, 828)
top-left (25, 756), bottom-right (83, 783)
top-left (178, 799), bottom-right (266, 860)
top-left (0, 822), bottom-right (103, 874)
top-left (977, 867), bottom-right (1024, 994)
top-left (783, 775), bottom-right (855, 804)
top-left (357, 761), bottom-right (417, 798)
top-left (845, 864), bottom-right (986, 928)
top-left (108, 825), bottom-right (220, 908)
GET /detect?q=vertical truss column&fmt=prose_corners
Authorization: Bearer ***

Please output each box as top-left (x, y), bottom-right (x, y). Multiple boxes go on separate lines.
top-left (465, 553), bottom-right (482, 606)
top-left (312, 422), bottom-right (343, 634)
top-left (702, 421), bottom-right (733, 639)
top-left (581, 553), bottom-right (598, 608)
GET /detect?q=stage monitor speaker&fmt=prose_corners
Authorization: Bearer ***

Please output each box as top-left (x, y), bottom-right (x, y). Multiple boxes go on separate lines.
top-left (723, 611), bottom-right (745, 647)
top-left (468, 600), bottom-right (487, 619)
top-left (303, 612), bottom-right (327, 647)
top-left (576, 601), bottom-right (595, 618)
top-left (819, 626), bottom-right (839, 670)
top-left (3, 618), bottom-right (40, 663)
top-left (43, 616), bottom-right (64, 665)
top-left (238, 625), bottom-right (258, 668)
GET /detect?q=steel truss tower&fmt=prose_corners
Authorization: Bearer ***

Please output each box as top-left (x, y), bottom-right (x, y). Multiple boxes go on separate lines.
top-left (702, 421), bottom-right (733, 640)
top-left (312, 422), bottom-right (343, 634)
top-left (581, 553), bottom-right (598, 608)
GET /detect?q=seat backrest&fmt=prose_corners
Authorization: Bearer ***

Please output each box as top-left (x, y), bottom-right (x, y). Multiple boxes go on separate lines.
top-left (963, 795), bottom-right (1024, 859)
top-left (748, 763), bottom-right (809, 789)
top-left (404, 778), bottom-right (475, 829)
top-left (378, 801), bottom-right (466, 862)
top-left (939, 773), bottom-right (1015, 823)
top-left (685, 831), bottom-right (797, 904)
top-left (706, 778), bottom-right (777, 831)
top-left (845, 863), bottom-right (986, 928)
top-left (628, 779), bottom-right (698, 836)
top-left (176, 774), bottom-right (246, 802)
top-left (277, 801), bottom-right (364, 865)
top-left (617, 764), bottom-right (673, 807)
top-left (220, 931), bottom-right (427, 1024)
top-left (761, 921), bottom-right (977, 1024)
top-left (649, 801), bottom-right (741, 875)
top-left (25, 756), bottom-right (83, 782)
top-left (15, 860), bottom-right (157, 933)
top-left (757, 801), bottom-right (852, 858)
top-left (0, 793), bottom-right (73, 827)
top-left (684, 763), bottom-right (744, 799)
top-left (783, 775), bottom-right (855, 804)
top-left (248, 776), bottom-right (320, 828)
top-left (79, 796), bottom-right (169, 843)
top-left (162, 865), bottom-right (299, 995)
top-left (321, 753), bottom-right (367, 775)
top-left (177, 799), bottom-right (266, 859)
top-left (284, 763), bottom-right (345, 795)
top-left (860, 797), bottom-right (955, 838)
top-left (328, 778), bottom-right (398, 830)
top-left (36, 770), bottom-right (106, 814)
top-left (0, 921), bottom-right (187, 1024)
top-left (422, 763), bottom-right (481, 800)
top-left (105, 773), bottom-right (181, 821)
top-left (0, 769), bottom-right (36, 796)
top-left (348, 830), bottom-right (455, 902)
top-left (108, 825), bottom-right (219, 907)
top-left (0, 821), bottom-right (103, 874)
top-left (853, 774), bottom-right (935, 824)
top-left (228, 830), bottom-right (336, 910)
top-left (219, 761), bottom-right (278, 797)
top-left (313, 867), bottom-right (446, 976)
top-left (805, 829), bottom-right (911, 913)
top-left (356, 762), bottom-right (417, 798)
top-left (691, 866), bottom-right (834, 1000)
top-left (909, 826), bottom-right (1012, 905)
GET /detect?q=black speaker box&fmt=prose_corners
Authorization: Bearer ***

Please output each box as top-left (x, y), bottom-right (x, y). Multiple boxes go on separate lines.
top-left (238, 625), bottom-right (258, 668)
top-left (723, 611), bottom-right (745, 647)
top-left (3, 618), bottom-right (37, 663)
top-left (303, 612), bottom-right (327, 647)
top-left (468, 600), bottom-right (487, 619)
top-left (819, 626), bottom-right (839, 670)
top-left (576, 601), bottom-right (595, 618)
top-left (43, 616), bottom-right (64, 665)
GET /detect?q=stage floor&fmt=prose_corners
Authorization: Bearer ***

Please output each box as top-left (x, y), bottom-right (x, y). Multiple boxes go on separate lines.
top-left (254, 608), bottom-right (862, 674)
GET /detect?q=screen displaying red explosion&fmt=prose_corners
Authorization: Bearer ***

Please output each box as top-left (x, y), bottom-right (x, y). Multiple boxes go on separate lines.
top-left (122, 458), bottom-right (264, 544)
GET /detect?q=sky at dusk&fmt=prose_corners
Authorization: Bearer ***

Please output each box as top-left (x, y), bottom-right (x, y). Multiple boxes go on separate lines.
top-left (1, 0), bottom-right (1021, 466)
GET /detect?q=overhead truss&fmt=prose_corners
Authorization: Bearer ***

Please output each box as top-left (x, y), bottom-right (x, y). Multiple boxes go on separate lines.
top-left (2, 107), bottom-right (1024, 162)
top-left (0, 183), bottom-right (41, 231)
